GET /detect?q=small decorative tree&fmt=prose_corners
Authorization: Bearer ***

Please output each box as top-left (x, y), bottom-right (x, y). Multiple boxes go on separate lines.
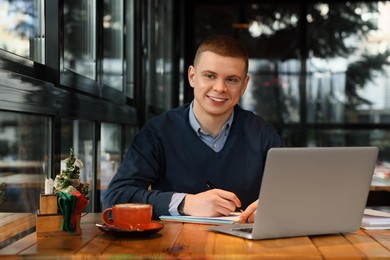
top-left (53, 148), bottom-right (89, 199)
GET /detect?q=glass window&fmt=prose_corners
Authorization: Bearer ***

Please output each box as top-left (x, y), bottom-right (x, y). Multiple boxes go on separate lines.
top-left (242, 59), bottom-right (301, 124)
top-left (0, 0), bottom-right (45, 63)
top-left (98, 123), bottom-right (120, 208)
top-left (305, 2), bottom-right (390, 124)
top-left (146, 0), bottom-right (173, 116)
top-left (63, 0), bottom-right (96, 80)
top-left (60, 119), bottom-right (94, 212)
top-left (103, 0), bottom-right (124, 91)
top-left (0, 111), bottom-right (50, 213)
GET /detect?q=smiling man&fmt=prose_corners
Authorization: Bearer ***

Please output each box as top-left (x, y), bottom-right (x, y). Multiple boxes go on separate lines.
top-left (103, 35), bottom-right (284, 223)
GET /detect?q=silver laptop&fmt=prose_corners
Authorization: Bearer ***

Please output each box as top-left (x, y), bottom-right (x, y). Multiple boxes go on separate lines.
top-left (208, 146), bottom-right (379, 240)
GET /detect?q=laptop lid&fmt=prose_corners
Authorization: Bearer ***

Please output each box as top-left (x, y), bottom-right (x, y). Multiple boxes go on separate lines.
top-left (208, 146), bottom-right (379, 240)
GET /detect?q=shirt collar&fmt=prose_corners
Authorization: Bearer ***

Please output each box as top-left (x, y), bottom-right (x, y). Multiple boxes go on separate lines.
top-left (189, 101), bottom-right (234, 136)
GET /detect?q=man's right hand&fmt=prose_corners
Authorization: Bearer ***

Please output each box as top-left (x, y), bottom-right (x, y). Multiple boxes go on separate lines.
top-left (179, 189), bottom-right (241, 217)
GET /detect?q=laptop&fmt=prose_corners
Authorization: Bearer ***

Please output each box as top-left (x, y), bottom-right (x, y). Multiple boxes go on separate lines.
top-left (208, 146), bottom-right (379, 240)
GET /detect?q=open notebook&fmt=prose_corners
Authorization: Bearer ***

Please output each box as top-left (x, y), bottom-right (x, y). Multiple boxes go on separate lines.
top-left (208, 147), bottom-right (378, 240)
top-left (361, 209), bottom-right (390, 230)
top-left (159, 212), bottom-right (240, 225)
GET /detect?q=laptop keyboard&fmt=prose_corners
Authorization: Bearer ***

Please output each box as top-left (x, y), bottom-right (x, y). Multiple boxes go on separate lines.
top-left (231, 227), bottom-right (253, 234)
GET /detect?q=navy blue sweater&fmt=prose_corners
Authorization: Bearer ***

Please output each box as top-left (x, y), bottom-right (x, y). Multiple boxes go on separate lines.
top-left (103, 103), bottom-right (284, 218)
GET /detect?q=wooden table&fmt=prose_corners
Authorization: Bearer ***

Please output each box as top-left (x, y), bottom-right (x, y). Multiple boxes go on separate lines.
top-left (1, 213), bottom-right (390, 259)
top-left (0, 213), bottom-right (36, 249)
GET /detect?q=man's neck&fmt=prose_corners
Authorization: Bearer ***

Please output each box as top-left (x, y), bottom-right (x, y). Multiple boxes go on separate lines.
top-left (193, 105), bottom-right (232, 138)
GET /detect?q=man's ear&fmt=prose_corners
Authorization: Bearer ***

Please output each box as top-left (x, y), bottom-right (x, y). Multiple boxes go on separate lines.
top-left (241, 74), bottom-right (250, 96)
top-left (188, 66), bottom-right (195, 88)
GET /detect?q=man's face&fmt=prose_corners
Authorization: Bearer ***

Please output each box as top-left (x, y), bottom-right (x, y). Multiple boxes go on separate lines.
top-left (188, 51), bottom-right (249, 120)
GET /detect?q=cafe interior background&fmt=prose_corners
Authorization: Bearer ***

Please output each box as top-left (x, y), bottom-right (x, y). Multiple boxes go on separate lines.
top-left (0, 0), bottom-right (390, 226)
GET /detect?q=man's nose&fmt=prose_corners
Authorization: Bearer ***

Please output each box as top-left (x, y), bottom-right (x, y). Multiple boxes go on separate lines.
top-left (213, 80), bottom-right (227, 92)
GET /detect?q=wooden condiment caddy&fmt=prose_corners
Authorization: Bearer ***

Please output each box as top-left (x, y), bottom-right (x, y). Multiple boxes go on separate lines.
top-left (36, 193), bottom-right (81, 237)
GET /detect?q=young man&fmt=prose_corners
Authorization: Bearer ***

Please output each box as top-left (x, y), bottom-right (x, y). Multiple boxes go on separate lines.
top-left (103, 35), bottom-right (284, 223)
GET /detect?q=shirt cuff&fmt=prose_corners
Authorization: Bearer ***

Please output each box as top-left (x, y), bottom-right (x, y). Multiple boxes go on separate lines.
top-left (169, 193), bottom-right (187, 215)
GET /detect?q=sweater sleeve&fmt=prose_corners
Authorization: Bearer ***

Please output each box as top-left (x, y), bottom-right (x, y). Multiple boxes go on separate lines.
top-left (102, 123), bottom-right (174, 219)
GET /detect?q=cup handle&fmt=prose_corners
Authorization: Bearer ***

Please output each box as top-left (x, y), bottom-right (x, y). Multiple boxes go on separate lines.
top-left (102, 208), bottom-right (114, 226)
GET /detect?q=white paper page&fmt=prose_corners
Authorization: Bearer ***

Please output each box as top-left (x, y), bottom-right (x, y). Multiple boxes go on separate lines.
top-left (361, 209), bottom-right (390, 229)
top-left (364, 209), bottom-right (390, 218)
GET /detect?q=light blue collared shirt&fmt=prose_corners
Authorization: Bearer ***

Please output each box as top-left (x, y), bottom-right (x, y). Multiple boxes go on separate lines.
top-left (168, 102), bottom-right (234, 215)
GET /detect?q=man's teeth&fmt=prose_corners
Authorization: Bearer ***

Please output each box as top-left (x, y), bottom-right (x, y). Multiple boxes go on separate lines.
top-left (210, 97), bottom-right (225, 102)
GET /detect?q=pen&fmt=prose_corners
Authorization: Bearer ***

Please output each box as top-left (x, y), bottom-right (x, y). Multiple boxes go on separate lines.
top-left (206, 180), bottom-right (217, 190)
top-left (206, 180), bottom-right (243, 212)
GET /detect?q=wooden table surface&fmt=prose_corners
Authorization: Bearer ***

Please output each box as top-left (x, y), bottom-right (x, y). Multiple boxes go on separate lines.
top-left (1, 213), bottom-right (390, 259)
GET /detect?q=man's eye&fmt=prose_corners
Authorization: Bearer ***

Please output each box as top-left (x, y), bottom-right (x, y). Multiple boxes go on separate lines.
top-left (205, 74), bottom-right (216, 79)
top-left (227, 78), bottom-right (239, 84)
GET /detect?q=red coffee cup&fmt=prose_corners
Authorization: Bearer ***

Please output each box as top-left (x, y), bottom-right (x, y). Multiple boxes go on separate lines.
top-left (102, 203), bottom-right (152, 230)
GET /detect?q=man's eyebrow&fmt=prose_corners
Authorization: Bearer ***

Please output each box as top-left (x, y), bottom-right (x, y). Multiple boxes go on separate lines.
top-left (201, 70), bottom-right (217, 74)
top-left (202, 70), bottom-right (242, 79)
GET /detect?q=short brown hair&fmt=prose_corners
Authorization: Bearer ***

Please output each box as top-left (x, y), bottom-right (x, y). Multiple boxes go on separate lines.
top-left (194, 35), bottom-right (249, 73)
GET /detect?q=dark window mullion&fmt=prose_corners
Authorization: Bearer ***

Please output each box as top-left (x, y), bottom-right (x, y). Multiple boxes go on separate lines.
top-left (45, 0), bottom-right (61, 85)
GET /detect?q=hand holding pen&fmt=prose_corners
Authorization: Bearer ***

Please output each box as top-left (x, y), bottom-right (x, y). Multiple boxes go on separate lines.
top-left (179, 182), bottom-right (242, 217)
top-left (206, 180), bottom-right (243, 212)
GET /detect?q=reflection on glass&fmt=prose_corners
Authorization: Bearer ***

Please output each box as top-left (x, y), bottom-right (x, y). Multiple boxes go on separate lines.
top-left (103, 0), bottom-right (124, 91)
top-left (0, 111), bottom-right (50, 213)
top-left (63, 0), bottom-right (96, 79)
top-left (0, 0), bottom-right (45, 63)
top-left (60, 119), bottom-right (94, 212)
top-left (241, 59), bottom-right (300, 124)
top-left (147, 0), bottom-right (173, 114)
top-left (99, 123), bottom-right (120, 206)
top-left (306, 59), bottom-right (346, 123)
top-left (305, 2), bottom-right (390, 124)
